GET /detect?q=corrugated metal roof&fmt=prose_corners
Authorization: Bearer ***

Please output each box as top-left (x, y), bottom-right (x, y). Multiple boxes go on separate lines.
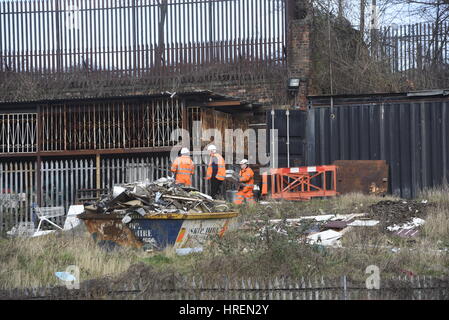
top-left (0, 90), bottom-right (214, 106)
top-left (308, 89), bottom-right (449, 106)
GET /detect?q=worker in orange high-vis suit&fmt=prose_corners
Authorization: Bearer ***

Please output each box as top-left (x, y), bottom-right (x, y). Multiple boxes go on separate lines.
top-left (234, 159), bottom-right (255, 205)
top-left (205, 144), bottom-right (226, 199)
top-left (171, 147), bottom-right (195, 186)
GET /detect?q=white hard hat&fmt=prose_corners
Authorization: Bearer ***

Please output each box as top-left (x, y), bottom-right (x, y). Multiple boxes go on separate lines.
top-left (180, 147), bottom-right (190, 155)
top-left (240, 159), bottom-right (248, 165)
top-left (207, 144), bottom-right (217, 152)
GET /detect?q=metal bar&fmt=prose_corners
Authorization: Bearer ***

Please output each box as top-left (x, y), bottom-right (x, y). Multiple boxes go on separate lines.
top-left (0, 0), bottom-right (289, 83)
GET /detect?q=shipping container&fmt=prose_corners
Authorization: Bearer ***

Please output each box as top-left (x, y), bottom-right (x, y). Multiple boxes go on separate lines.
top-left (306, 90), bottom-right (449, 198)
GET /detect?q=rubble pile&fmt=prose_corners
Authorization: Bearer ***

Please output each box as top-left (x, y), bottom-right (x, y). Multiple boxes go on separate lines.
top-left (84, 177), bottom-right (227, 216)
top-left (367, 199), bottom-right (430, 230)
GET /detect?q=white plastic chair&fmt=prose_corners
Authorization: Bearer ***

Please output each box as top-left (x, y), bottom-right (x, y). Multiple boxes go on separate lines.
top-left (35, 206), bottom-right (65, 233)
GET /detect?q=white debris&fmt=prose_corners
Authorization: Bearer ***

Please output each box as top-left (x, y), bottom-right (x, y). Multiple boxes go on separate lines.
top-left (306, 230), bottom-right (342, 246)
top-left (55, 271), bottom-right (77, 282)
top-left (421, 199), bottom-right (428, 204)
top-left (348, 220), bottom-right (380, 227)
top-left (387, 217), bottom-right (425, 232)
top-left (30, 230), bottom-right (56, 237)
top-left (121, 215), bottom-right (132, 224)
top-left (6, 222), bottom-right (35, 237)
top-left (190, 191), bottom-right (213, 201)
top-left (63, 205), bottom-right (83, 230)
top-left (332, 213), bottom-right (367, 221)
top-left (175, 247), bottom-right (203, 256)
top-left (112, 186), bottom-right (127, 198)
top-left (134, 208), bottom-right (146, 216)
top-left (302, 214), bottom-right (335, 222)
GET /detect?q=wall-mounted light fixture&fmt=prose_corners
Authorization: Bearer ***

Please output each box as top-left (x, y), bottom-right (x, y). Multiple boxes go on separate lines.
top-left (287, 78), bottom-right (300, 92)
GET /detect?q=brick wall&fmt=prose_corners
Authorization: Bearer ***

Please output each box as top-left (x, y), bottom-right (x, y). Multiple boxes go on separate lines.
top-left (181, 18), bottom-right (312, 111)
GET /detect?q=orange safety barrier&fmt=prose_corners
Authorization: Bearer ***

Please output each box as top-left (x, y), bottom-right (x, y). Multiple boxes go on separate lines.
top-left (261, 165), bottom-right (338, 201)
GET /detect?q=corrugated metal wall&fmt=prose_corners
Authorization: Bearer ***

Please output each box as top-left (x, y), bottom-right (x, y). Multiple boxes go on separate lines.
top-left (266, 109), bottom-right (307, 167)
top-left (306, 98), bottom-right (449, 198)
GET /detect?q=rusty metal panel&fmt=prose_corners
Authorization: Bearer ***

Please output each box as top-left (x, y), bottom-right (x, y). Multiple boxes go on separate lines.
top-left (333, 160), bottom-right (388, 195)
top-left (78, 211), bottom-right (238, 249)
top-left (82, 216), bottom-right (144, 248)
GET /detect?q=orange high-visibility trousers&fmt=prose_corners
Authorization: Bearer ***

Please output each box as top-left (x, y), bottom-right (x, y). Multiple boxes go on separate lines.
top-left (234, 186), bottom-right (255, 205)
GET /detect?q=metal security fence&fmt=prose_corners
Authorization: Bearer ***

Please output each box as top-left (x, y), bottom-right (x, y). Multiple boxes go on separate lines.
top-left (0, 97), bottom-right (184, 153)
top-left (0, 161), bottom-right (36, 232)
top-left (0, 0), bottom-right (289, 83)
top-left (377, 22), bottom-right (449, 90)
top-left (0, 113), bottom-right (37, 153)
top-left (0, 154), bottom-right (212, 232)
top-left (1, 275), bottom-right (448, 300)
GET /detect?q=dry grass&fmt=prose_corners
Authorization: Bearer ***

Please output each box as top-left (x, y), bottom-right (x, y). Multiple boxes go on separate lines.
top-left (422, 205), bottom-right (449, 244)
top-left (418, 186), bottom-right (449, 245)
top-left (1, 191), bottom-right (449, 290)
top-left (234, 193), bottom-right (399, 221)
top-left (0, 230), bottom-right (141, 290)
top-left (331, 193), bottom-right (399, 213)
top-left (418, 185), bottom-right (449, 205)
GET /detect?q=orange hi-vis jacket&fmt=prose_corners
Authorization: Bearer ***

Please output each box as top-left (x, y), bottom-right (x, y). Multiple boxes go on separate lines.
top-left (171, 155), bottom-right (195, 186)
top-left (239, 167), bottom-right (255, 188)
top-left (234, 167), bottom-right (255, 205)
top-left (205, 153), bottom-right (226, 181)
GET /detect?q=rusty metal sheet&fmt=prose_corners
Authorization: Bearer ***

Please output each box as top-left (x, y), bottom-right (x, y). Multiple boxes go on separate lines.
top-left (78, 212), bottom-right (238, 250)
top-left (323, 220), bottom-right (352, 230)
top-left (333, 160), bottom-right (389, 195)
top-left (82, 217), bottom-right (144, 249)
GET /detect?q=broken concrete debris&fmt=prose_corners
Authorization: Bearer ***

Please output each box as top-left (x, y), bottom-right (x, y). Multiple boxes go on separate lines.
top-left (347, 220), bottom-right (380, 227)
top-left (244, 198), bottom-right (431, 246)
top-left (368, 199), bottom-right (430, 230)
top-left (84, 177), bottom-right (227, 217)
top-left (245, 213), bottom-right (368, 247)
top-left (387, 217), bottom-right (425, 232)
top-left (387, 217), bottom-right (425, 238)
top-left (307, 230), bottom-right (342, 246)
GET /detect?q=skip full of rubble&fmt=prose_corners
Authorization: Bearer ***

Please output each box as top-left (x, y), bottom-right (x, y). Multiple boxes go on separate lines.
top-left (84, 177), bottom-right (229, 217)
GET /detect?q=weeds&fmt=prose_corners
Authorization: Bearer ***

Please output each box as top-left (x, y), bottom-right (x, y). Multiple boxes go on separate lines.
top-left (1, 192), bottom-right (448, 290)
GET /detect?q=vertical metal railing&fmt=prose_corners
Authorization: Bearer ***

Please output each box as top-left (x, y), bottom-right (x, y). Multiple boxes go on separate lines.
top-left (0, 154), bottom-right (212, 232)
top-left (37, 97), bottom-right (182, 152)
top-left (0, 0), bottom-right (288, 82)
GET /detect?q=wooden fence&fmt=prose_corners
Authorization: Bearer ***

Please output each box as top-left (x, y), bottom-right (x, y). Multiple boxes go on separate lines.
top-left (0, 154), bottom-right (212, 232)
top-left (1, 275), bottom-right (448, 300)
